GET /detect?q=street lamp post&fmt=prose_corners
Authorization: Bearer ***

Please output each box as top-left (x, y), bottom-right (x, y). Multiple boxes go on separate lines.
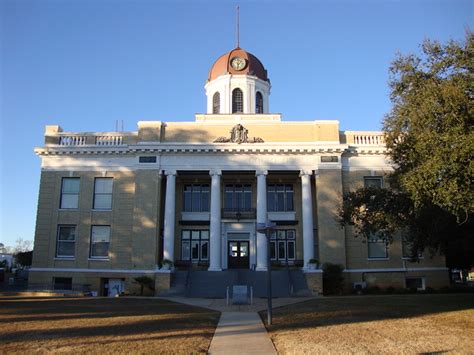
top-left (257, 221), bottom-right (276, 326)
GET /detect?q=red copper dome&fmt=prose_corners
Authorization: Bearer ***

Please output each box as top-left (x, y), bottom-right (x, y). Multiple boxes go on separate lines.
top-left (208, 47), bottom-right (268, 82)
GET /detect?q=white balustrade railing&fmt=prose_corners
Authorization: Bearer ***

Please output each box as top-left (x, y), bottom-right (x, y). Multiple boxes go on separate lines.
top-left (95, 136), bottom-right (123, 146)
top-left (57, 135), bottom-right (124, 146)
top-left (59, 136), bottom-right (87, 146)
top-left (353, 134), bottom-right (385, 145)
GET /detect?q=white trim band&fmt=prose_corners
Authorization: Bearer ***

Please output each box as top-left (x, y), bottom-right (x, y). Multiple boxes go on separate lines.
top-left (29, 267), bottom-right (171, 274)
top-left (344, 267), bottom-right (448, 273)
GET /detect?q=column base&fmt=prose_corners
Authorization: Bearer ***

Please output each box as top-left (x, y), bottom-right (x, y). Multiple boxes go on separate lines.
top-left (255, 266), bottom-right (268, 272)
top-left (208, 266), bottom-right (222, 272)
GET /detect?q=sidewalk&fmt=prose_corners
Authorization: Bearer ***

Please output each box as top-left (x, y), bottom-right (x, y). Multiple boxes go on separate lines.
top-left (157, 296), bottom-right (317, 354)
top-left (208, 312), bottom-right (277, 355)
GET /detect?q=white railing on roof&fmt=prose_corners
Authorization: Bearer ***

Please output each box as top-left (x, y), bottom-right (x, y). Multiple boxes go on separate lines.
top-left (353, 133), bottom-right (385, 145)
top-left (95, 135), bottom-right (123, 146)
top-left (59, 136), bottom-right (87, 146)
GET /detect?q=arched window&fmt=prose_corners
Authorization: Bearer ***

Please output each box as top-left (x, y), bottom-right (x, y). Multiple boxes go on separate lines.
top-left (232, 88), bottom-right (243, 113)
top-left (256, 92), bottom-right (263, 113)
top-left (212, 92), bottom-right (220, 114)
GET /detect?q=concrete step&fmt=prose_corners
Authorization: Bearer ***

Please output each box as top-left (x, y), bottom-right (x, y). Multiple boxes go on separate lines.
top-left (184, 270), bottom-right (309, 298)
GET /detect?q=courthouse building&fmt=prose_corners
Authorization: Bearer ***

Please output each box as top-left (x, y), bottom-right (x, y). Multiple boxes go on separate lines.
top-left (29, 47), bottom-right (449, 296)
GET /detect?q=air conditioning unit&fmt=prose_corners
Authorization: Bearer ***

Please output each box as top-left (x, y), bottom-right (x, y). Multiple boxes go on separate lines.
top-left (353, 282), bottom-right (367, 291)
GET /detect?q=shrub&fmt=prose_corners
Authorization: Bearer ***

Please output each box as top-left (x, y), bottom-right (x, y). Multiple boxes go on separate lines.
top-left (363, 286), bottom-right (382, 295)
top-left (322, 263), bottom-right (345, 295)
top-left (133, 276), bottom-right (155, 296)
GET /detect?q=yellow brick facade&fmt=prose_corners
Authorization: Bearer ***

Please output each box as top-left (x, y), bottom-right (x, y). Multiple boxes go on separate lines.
top-left (31, 120), bottom-right (449, 295)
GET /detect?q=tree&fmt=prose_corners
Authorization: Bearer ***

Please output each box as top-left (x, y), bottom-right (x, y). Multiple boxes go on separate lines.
top-left (15, 251), bottom-right (33, 269)
top-left (133, 276), bottom-right (155, 296)
top-left (339, 33), bottom-right (473, 268)
top-left (384, 33), bottom-right (473, 221)
top-left (13, 238), bottom-right (33, 253)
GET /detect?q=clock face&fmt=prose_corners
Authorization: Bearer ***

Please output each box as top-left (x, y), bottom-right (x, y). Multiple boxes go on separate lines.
top-left (231, 57), bottom-right (247, 71)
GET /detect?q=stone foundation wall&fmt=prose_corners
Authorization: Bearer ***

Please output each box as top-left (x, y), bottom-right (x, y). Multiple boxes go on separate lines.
top-left (28, 271), bottom-right (158, 296)
top-left (344, 270), bottom-right (449, 291)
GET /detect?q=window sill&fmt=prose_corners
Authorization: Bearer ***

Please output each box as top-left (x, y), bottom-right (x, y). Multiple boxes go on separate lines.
top-left (58, 209), bottom-right (79, 211)
top-left (92, 209), bottom-right (112, 212)
top-left (88, 258), bottom-right (110, 261)
top-left (54, 257), bottom-right (75, 260)
top-left (367, 258), bottom-right (390, 261)
top-left (402, 257), bottom-right (424, 260)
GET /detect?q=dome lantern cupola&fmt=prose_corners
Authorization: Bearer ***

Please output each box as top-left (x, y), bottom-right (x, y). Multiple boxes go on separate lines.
top-left (205, 47), bottom-right (271, 114)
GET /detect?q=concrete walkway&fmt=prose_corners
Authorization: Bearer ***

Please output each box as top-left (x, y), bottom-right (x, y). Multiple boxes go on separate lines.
top-left (157, 296), bottom-right (318, 354)
top-left (208, 312), bottom-right (277, 355)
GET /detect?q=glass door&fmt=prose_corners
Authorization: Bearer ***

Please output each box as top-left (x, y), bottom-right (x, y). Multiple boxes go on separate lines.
top-left (228, 241), bottom-right (250, 269)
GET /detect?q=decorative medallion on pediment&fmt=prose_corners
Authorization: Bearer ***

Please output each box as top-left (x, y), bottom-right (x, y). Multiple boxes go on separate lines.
top-left (214, 124), bottom-right (264, 144)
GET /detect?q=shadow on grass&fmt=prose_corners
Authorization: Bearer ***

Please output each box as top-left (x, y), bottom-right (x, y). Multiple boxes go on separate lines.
top-left (0, 297), bottom-right (213, 317)
top-left (260, 294), bottom-right (474, 331)
top-left (0, 297), bottom-right (220, 345)
top-left (1, 314), bottom-right (217, 343)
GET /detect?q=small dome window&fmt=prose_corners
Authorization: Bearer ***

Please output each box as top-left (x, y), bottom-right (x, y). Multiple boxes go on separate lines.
top-left (232, 88), bottom-right (243, 113)
top-left (256, 92), bottom-right (263, 113)
top-left (213, 92), bottom-right (220, 114)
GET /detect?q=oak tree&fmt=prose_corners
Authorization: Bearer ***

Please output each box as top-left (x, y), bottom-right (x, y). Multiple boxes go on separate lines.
top-left (339, 33), bottom-right (473, 267)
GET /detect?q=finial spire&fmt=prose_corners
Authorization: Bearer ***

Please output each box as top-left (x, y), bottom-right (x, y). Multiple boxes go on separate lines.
top-left (236, 5), bottom-right (240, 48)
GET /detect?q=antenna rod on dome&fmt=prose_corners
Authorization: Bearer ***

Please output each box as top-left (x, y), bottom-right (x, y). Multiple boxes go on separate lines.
top-left (236, 5), bottom-right (240, 48)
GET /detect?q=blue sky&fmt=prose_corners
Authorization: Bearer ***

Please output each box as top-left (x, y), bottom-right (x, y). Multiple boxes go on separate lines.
top-left (0, 0), bottom-right (471, 247)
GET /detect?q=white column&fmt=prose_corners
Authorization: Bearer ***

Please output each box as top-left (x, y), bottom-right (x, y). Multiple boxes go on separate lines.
top-left (209, 170), bottom-right (222, 271)
top-left (163, 170), bottom-right (176, 263)
top-left (301, 170), bottom-right (314, 268)
top-left (256, 170), bottom-right (268, 271)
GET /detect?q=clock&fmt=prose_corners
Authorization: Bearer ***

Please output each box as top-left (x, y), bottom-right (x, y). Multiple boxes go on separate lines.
top-left (231, 57), bottom-right (247, 71)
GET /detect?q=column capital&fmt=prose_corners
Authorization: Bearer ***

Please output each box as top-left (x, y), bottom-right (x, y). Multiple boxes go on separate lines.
top-left (256, 170), bottom-right (268, 177)
top-left (209, 169), bottom-right (222, 177)
top-left (164, 170), bottom-right (177, 176)
top-left (300, 169), bottom-right (313, 177)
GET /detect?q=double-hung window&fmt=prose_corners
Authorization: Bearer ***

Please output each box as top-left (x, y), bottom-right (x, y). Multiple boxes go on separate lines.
top-left (90, 225), bottom-right (111, 259)
top-left (368, 236), bottom-right (388, 259)
top-left (270, 230), bottom-right (296, 262)
top-left (60, 178), bottom-right (80, 209)
top-left (93, 178), bottom-right (113, 210)
top-left (224, 184), bottom-right (252, 211)
top-left (267, 184), bottom-right (294, 212)
top-left (56, 225), bottom-right (76, 258)
top-left (181, 230), bottom-right (209, 261)
top-left (183, 184), bottom-right (210, 212)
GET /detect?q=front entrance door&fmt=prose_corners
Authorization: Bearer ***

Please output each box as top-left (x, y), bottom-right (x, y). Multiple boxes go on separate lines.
top-left (228, 241), bottom-right (249, 269)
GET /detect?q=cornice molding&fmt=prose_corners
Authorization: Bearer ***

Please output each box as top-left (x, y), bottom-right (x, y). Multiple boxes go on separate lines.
top-left (35, 143), bottom-right (359, 157)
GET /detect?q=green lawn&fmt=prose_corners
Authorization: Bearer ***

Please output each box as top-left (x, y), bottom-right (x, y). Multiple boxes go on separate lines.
top-left (0, 296), bottom-right (220, 354)
top-left (261, 293), bottom-right (474, 354)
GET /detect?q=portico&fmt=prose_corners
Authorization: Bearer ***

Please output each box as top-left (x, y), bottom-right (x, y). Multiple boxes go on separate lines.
top-left (161, 165), bottom-right (319, 271)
